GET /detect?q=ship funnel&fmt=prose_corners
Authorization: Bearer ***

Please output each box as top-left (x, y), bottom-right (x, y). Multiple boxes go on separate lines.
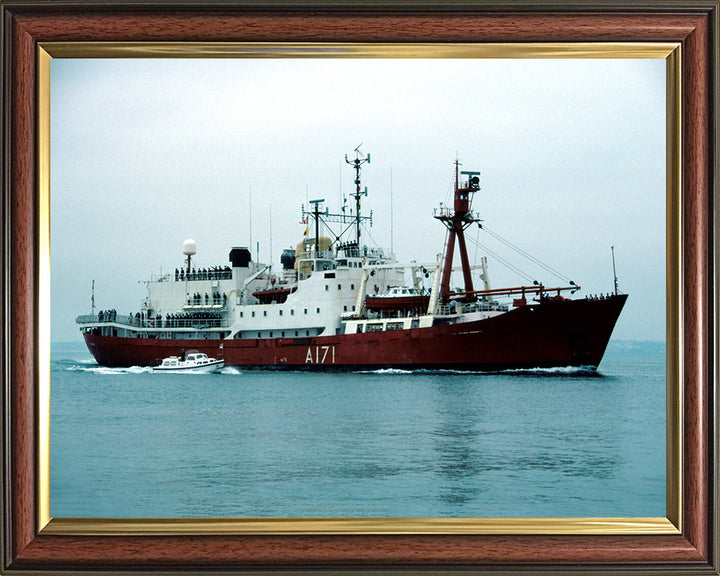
top-left (229, 247), bottom-right (251, 268)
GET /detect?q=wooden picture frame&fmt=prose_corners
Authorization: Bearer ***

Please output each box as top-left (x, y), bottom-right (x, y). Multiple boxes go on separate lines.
top-left (1, 1), bottom-right (717, 573)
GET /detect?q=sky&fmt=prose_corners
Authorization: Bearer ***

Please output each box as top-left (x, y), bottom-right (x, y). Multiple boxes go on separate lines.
top-left (50, 57), bottom-right (666, 343)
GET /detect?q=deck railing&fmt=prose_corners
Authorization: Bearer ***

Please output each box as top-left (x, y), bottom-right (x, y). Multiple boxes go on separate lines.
top-left (75, 314), bottom-right (228, 329)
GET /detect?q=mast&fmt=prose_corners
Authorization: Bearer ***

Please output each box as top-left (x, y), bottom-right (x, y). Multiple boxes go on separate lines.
top-left (345, 145), bottom-right (371, 245)
top-left (302, 152), bottom-right (373, 253)
top-left (301, 153), bottom-right (374, 256)
top-left (390, 167), bottom-right (394, 254)
top-left (309, 199), bottom-right (324, 254)
top-left (434, 161), bottom-right (482, 303)
top-left (611, 245), bottom-right (619, 295)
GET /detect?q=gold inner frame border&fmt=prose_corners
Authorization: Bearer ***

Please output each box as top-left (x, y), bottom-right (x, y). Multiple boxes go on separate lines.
top-left (36, 41), bottom-right (682, 537)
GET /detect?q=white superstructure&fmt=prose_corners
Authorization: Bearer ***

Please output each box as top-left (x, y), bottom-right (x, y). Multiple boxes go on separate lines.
top-left (77, 240), bottom-right (407, 342)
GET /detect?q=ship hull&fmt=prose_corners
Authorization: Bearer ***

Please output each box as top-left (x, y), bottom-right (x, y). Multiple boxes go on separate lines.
top-left (82, 295), bottom-right (627, 371)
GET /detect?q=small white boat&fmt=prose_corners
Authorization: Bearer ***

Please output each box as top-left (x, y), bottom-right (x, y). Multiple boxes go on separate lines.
top-left (153, 350), bottom-right (224, 373)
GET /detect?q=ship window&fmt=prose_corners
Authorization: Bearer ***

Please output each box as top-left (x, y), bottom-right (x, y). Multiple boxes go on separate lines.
top-left (281, 331), bottom-right (285, 337)
top-left (338, 284), bottom-right (342, 290)
top-left (357, 324), bottom-right (363, 333)
top-left (351, 284), bottom-right (355, 290)
top-left (258, 332), bottom-right (261, 338)
top-left (316, 307), bottom-right (320, 314)
top-left (367, 323), bottom-right (383, 332)
top-left (263, 310), bottom-right (267, 317)
top-left (240, 312), bottom-right (244, 318)
top-left (344, 306), bottom-right (347, 312)
top-left (352, 305), bottom-right (356, 311)
top-left (279, 310), bottom-right (283, 316)
top-left (295, 331), bottom-right (298, 336)
top-left (252, 311), bottom-right (255, 317)
top-left (291, 309), bottom-right (295, 316)
top-left (304, 308), bottom-right (307, 314)
top-left (269, 332), bottom-right (273, 337)
top-left (325, 285), bottom-right (329, 291)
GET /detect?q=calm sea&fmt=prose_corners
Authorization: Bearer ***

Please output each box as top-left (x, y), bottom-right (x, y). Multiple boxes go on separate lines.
top-left (50, 341), bottom-right (665, 518)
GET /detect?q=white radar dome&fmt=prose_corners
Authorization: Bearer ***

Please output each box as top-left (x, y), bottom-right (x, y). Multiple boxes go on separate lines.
top-left (182, 239), bottom-right (197, 256)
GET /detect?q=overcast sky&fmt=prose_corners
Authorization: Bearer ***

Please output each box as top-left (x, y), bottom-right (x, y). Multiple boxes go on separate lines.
top-left (51, 57), bottom-right (666, 343)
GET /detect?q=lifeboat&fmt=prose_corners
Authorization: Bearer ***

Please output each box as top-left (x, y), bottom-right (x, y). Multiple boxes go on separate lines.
top-left (365, 286), bottom-right (430, 313)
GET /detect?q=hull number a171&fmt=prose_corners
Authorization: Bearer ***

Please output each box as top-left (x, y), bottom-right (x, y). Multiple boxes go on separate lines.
top-left (306, 345), bottom-right (336, 364)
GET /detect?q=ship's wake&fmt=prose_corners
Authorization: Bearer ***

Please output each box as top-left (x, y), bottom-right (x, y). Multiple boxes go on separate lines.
top-left (357, 366), bottom-right (602, 377)
top-left (495, 365), bottom-right (601, 377)
top-left (58, 361), bottom-right (599, 378)
top-left (220, 366), bottom-right (242, 375)
top-left (60, 361), bottom-right (243, 376)
top-left (356, 368), bottom-right (415, 375)
top-left (64, 364), bottom-right (154, 375)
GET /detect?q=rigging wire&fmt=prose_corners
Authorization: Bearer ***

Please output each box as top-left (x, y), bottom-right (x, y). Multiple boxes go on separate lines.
top-left (465, 234), bottom-right (536, 284)
top-left (361, 224), bottom-right (382, 254)
top-left (480, 224), bottom-right (574, 284)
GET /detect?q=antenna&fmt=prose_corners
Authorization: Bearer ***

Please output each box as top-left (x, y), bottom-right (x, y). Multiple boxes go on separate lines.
top-left (249, 186), bottom-right (252, 250)
top-left (309, 198), bottom-right (325, 254)
top-left (611, 246), bottom-right (619, 295)
top-left (345, 145), bottom-right (371, 245)
top-left (390, 167), bottom-right (394, 254)
top-left (269, 205), bottom-right (273, 269)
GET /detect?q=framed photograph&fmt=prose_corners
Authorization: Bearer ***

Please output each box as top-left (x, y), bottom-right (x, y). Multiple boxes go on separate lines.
top-left (1, 1), bottom-right (717, 574)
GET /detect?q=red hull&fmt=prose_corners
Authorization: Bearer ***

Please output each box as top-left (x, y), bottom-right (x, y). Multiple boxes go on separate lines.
top-left (82, 295), bottom-right (627, 371)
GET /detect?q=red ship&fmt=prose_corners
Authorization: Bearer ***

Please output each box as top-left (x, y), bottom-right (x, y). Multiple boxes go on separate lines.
top-left (77, 152), bottom-right (627, 370)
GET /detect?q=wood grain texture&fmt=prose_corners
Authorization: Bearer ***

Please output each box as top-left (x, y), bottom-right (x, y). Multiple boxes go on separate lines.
top-left (2, 2), bottom-right (717, 573)
top-left (680, 11), bottom-right (710, 561)
top-left (9, 534), bottom-right (708, 567)
top-left (10, 12), bottom-right (37, 562)
top-left (12, 12), bottom-right (707, 43)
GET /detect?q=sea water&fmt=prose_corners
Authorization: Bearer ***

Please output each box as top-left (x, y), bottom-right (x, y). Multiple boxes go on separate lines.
top-left (50, 341), bottom-right (665, 518)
